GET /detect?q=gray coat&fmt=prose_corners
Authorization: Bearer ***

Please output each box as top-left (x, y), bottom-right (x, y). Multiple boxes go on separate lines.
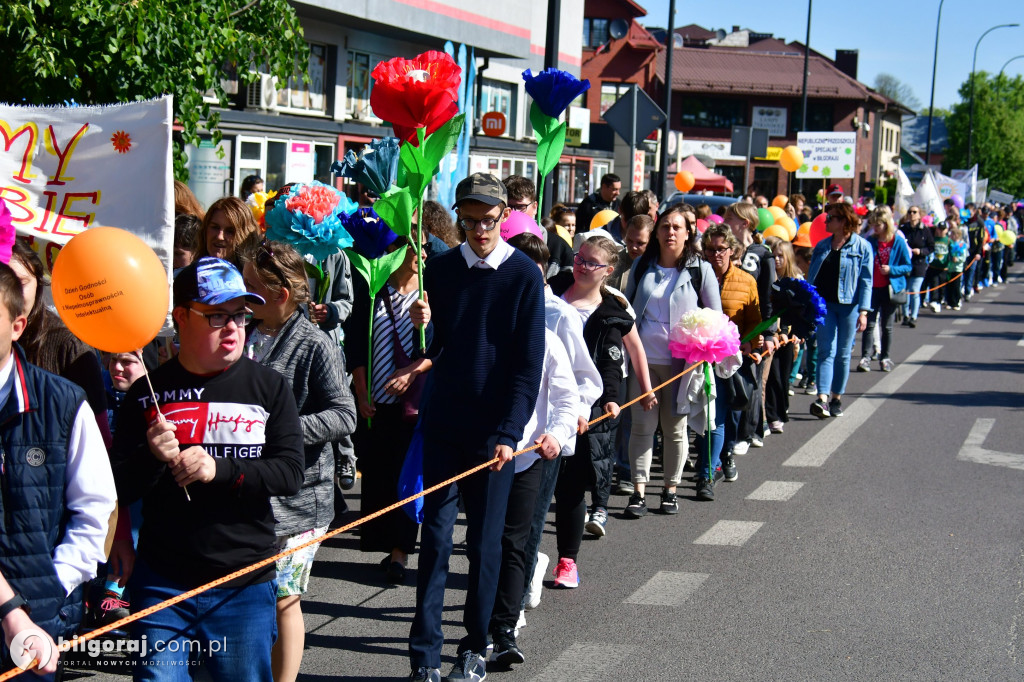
top-left (255, 310), bottom-right (357, 536)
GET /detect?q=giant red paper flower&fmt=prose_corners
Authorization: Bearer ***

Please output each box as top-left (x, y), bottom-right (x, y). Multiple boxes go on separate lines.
top-left (370, 51), bottom-right (461, 146)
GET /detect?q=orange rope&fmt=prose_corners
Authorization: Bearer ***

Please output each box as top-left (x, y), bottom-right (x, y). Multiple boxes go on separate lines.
top-left (0, 361), bottom-right (703, 681)
top-left (903, 254), bottom-right (979, 296)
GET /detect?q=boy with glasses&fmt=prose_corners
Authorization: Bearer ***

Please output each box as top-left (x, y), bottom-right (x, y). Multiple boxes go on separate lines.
top-left (111, 257), bottom-right (304, 680)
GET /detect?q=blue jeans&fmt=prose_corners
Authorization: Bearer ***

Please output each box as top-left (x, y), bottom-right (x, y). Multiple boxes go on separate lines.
top-left (906, 276), bottom-right (925, 320)
top-left (989, 250), bottom-right (1003, 283)
top-left (409, 439), bottom-right (514, 669)
top-left (693, 375), bottom-right (728, 479)
top-left (130, 560), bottom-right (278, 681)
top-left (816, 302), bottom-right (860, 396)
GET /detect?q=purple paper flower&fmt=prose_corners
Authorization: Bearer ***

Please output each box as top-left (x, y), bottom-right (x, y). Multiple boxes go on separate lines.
top-left (522, 68), bottom-right (591, 118)
top-left (342, 208), bottom-right (400, 260)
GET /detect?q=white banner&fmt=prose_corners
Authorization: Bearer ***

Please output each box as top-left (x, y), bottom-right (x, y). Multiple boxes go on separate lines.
top-left (951, 166), bottom-right (977, 203)
top-left (976, 178), bottom-right (988, 205)
top-left (0, 97), bottom-right (174, 274)
top-left (910, 170), bottom-right (947, 222)
top-left (931, 170), bottom-right (967, 201)
top-left (894, 163), bottom-right (914, 221)
top-left (796, 132), bottom-right (856, 179)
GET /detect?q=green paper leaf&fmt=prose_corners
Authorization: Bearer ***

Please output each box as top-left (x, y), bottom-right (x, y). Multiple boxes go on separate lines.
top-left (374, 187), bottom-right (414, 237)
top-left (422, 114), bottom-right (465, 176)
top-left (398, 141), bottom-right (430, 199)
top-left (536, 122), bottom-right (567, 177)
top-left (530, 102), bottom-right (559, 138)
top-left (346, 245), bottom-right (410, 297)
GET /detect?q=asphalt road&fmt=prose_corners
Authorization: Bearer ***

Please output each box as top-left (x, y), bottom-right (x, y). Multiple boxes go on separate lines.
top-left (63, 268), bottom-right (1024, 682)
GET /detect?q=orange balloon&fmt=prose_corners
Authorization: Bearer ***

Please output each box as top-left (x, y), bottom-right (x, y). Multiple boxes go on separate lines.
top-left (590, 209), bottom-right (620, 230)
top-left (674, 171), bottom-right (695, 193)
top-left (772, 195), bottom-right (788, 209)
top-left (767, 206), bottom-right (786, 222)
top-left (51, 227), bottom-right (169, 353)
top-left (764, 224), bottom-right (791, 241)
top-left (779, 216), bottom-right (797, 239)
top-left (780, 145), bottom-right (804, 173)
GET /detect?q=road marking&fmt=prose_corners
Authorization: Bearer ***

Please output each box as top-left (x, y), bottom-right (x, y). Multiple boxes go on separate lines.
top-left (1018, 335), bottom-right (1024, 348)
top-left (937, 329), bottom-right (961, 337)
top-left (957, 419), bottom-right (1024, 471)
top-left (784, 344), bottom-right (942, 467)
top-left (532, 643), bottom-right (633, 682)
top-left (747, 481), bottom-right (804, 501)
top-left (693, 520), bottom-right (763, 546)
top-left (623, 571), bottom-right (709, 607)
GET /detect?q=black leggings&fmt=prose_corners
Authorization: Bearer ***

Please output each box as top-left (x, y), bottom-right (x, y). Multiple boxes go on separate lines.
top-left (861, 287), bottom-right (897, 360)
top-left (765, 343), bottom-right (794, 423)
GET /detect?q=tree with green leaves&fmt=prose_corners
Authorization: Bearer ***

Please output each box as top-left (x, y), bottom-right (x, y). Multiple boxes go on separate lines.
top-left (874, 73), bottom-right (921, 112)
top-left (1, 0), bottom-right (308, 180)
top-left (943, 71), bottom-right (1024, 198)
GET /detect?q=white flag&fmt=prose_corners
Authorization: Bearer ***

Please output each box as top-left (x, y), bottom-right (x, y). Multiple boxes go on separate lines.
top-left (931, 170), bottom-right (967, 203)
top-left (894, 163), bottom-right (913, 221)
top-left (910, 170), bottom-right (947, 223)
top-left (951, 166), bottom-right (978, 203)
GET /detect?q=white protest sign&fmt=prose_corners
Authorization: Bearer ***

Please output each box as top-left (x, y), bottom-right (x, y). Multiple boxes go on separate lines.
top-left (796, 132), bottom-right (856, 179)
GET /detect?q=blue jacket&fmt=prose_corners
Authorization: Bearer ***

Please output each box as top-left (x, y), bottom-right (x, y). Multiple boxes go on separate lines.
top-left (867, 233), bottom-right (912, 295)
top-left (807, 233), bottom-right (874, 311)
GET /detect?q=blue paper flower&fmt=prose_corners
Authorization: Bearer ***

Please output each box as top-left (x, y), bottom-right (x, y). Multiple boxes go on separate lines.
top-left (264, 182), bottom-right (356, 261)
top-left (331, 137), bottom-right (401, 197)
top-left (770, 278), bottom-right (827, 339)
top-left (342, 208), bottom-right (400, 260)
top-left (522, 68), bottom-right (591, 118)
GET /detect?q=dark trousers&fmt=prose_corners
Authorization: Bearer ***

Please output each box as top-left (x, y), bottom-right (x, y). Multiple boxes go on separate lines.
top-left (554, 448), bottom-right (589, 562)
top-left (409, 440), bottom-right (515, 669)
top-left (924, 267), bottom-right (947, 301)
top-left (862, 287), bottom-right (897, 360)
top-left (765, 342), bottom-right (794, 423)
top-left (489, 460), bottom-right (543, 632)
top-left (356, 404), bottom-right (419, 555)
top-left (740, 356), bottom-right (766, 440)
top-left (521, 456), bottom-right (561, 603)
top-left (946, 274), bottom-right (963, 307)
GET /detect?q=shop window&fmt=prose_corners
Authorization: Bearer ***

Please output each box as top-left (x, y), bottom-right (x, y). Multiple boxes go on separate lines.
top-left (480, 79), bottom-right (516, 134)
top-left (601, 83), bottom-right (631, 116)
top-left (276, 43), bottom-right (328, 113)
top-left (679, 97), bottom-right (746, 130)
top-left (584, 18), bottom-right (610, 48)
top-left (790, 101), bottom-right (834, 133)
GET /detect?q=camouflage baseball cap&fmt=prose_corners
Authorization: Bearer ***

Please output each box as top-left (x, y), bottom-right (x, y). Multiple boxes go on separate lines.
top-left (454, 173), bottom-right (507, 208)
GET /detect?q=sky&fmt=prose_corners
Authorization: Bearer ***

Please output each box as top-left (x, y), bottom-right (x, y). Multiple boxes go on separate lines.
top-left (637, 0), bottom-right (1024, 113)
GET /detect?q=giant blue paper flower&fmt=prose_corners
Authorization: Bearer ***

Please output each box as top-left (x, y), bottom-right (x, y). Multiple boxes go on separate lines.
top-left (331, 137), bottom-right (401, 197)
top-left (522, 68), bottom-right (591, 118)
top-left (264, 182), bottom-right (356, 261)
top-left (770, 277), bottom-right (827, 339)
top-left (342, 208), bottom-right (399, 260)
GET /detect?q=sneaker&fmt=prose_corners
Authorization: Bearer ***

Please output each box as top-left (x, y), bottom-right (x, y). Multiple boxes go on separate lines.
top-left (337, 459), bottom-right (356, 491)
top-left (796, 377), bottom-right (808, 389)
top-left (514, 610), bottom-right (526, 637)
top-left (732, 440), bottom-right (750, 455)
top-left (447, 650), bottom-right (486, 681)
top-left (490, 628), bottom-right (525, 667)
top-left (660, 490), bottom-right (679, 515)
top-left (794, 372), bottom-right (803, 382)
top-left (769, 420), bottom-right (784, 434)
top-left (722, 453), bottom-right (738, 482)
top-left (880, 358), bottom-right (894, 372)
top-left (907, 318), bottom-right (917, 328)
top-left (857, 356), bottom-right (871, 372)
top-left (900, 318), bottom-right (912, 327)
top-left (613, 477), bottom-right (634, 495)
top-left (552, 558), bottom-right (579, 588)
top-left (810, 399), bottom-right (831, 419)
top-left (585, 508), bottom-right (608, 537)
top-left (95, 590), bottom-right (130, 626)
top-left (624, 492), bottom-right (647, 518)
top-left (829, 398), bottom-right (844, 417)
top-left (953, 304), bottom-right (961, 311)
top-left (788, 388), bottom-right (795, 396)
top-left (411, 667), bottom-right (442, 682)
top-left (525, 553), bottom-right (548, 609)
top-left (750, 435), bottom-right (764, 448)
top-left (696, 477), bottom-right (715, 501)
top-left (805, 382), bottom-right (817, 395)
top-left (930, 301), bottom-right (941, 313)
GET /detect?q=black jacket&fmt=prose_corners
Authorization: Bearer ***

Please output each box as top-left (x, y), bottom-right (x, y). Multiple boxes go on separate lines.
top-left (903, 224), bottom-right (935, 277)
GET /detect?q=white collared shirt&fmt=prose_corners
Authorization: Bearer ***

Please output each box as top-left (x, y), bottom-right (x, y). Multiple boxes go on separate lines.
top-left (460, 239), bottom-right (514, 270)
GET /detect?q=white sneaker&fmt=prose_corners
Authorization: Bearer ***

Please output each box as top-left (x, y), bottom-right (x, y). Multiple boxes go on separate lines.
top-left (930, 302), bottom-right (941, 313)
top-left (732, 440), bottom-right (750, 455)
top-left (750, 435), bottom-right (764, 448)
top-left (525, 552), bottom-right (548, 609)
top-left (514, 609), bottom-right (526, 637)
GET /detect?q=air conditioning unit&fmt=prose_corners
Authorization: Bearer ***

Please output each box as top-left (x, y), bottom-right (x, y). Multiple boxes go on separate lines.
top-left (246, 73), bottom-right (278, 111)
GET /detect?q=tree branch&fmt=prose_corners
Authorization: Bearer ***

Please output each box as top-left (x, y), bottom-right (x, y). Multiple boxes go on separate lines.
top-left (228, 0), bottom-right (262, 18)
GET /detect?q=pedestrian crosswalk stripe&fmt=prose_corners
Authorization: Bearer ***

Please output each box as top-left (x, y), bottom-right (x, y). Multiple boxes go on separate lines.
top-left (746, 481), bottom-right (804, 501)
top-left (623, 571), bottom-right (709, 607)
top-left (531, 643), bottom-right (633, 682)
top-left (693, 520), bottom-right (763, 546)
top-left (937, 329), bottom-right (961, 337)
top-left (953, 318), bottom-right (971, 325)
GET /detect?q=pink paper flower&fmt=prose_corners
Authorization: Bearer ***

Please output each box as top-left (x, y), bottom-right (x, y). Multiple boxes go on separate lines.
top-left (668, 308), bottom-right (741, 365)
top-left (286, 184), bottom-right (341, 224)
top-left (0, 199), bottom-right (14, 265)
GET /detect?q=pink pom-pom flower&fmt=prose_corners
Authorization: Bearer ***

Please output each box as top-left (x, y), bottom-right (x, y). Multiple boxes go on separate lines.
top-left (668, 308), bottom-right (742, 365)
top-left (0, 199), bottom-right (14, 265)
top-left (286, 184), bottom-right (341, 224)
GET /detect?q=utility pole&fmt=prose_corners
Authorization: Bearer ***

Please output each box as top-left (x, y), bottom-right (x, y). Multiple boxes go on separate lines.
top-left (658, 0), bottom-right (676, 201)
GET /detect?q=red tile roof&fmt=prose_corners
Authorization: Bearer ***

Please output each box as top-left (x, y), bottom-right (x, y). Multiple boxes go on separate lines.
top-left (657, 47), bottom-right (881, 102)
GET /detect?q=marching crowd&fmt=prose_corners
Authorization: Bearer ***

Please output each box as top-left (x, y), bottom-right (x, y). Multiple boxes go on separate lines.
top-left (0, 171), bottom-right (1020, 682)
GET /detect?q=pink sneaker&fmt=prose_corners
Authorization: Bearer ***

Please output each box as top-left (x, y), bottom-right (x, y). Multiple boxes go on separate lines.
top-left (552, 557), bottom-right (579, 588)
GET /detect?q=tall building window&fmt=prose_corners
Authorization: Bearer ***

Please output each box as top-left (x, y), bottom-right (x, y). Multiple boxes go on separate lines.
top-left (600, 82), bottom-right (631, 115)
top-left (679, 97), bottom-right (746, 129)
top-left (348, 50), bottom-right (383, 119)
top-left (480, 79), bottom-right (516, 133)
top-left (584, 18), bottom-right (610, 48)
top-left (276, 43), bottom-right (328, 113)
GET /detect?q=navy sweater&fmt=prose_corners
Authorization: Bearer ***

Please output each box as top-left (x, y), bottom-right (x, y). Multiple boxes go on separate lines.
top-left (422, 246), bottom-right (545, 452)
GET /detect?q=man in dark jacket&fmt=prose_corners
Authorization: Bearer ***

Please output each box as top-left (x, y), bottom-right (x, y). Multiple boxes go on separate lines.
top-left (576, 173), bottom-right (621, 234)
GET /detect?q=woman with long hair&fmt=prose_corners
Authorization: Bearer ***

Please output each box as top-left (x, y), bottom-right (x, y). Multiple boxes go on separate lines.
top-left (899, 205), bottom-right (933, 327)
top-left (193, 196), bottom-right (261, 266)
top-left (858, 208), bottom-right (911, 373)
top-left (624, 206), bottom-right (722, 516)
top-left (763, 236), bottom-right (801, 433)
top-left (241, 240), bottom-right (356, 682)
top-left (806, 203), bottom-right (874, 418)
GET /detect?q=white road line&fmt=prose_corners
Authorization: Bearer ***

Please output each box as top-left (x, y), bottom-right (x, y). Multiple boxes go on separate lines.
top-left (623, 571), bottom-right (709, 607)
top-left (952, 318), bottom-right (971, 325)
top-left (937, 329), bottom-right (961, 338)
top-left (747, 481), bottom-right (805, 501)
top-left (531, 643), bottom-right (633, 682)
top-left (957, 419), bottom-right (1024, 471)
top-left (693, 520), bottom-right (763, 546)
top-left (784, 345), bottom-right (942, 468)
top-left (1018, 335), bottom-right (1024, 348)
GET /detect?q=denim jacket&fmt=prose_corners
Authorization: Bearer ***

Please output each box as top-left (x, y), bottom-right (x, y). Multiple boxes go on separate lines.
top-left (867, 233), bottom-right (912, 294)
top-left (807, 232), bottom-right (874, 311)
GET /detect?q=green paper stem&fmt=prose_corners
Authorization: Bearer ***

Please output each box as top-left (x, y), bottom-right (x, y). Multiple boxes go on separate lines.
top-left (415, 127), bottom-right (426, 351)
top-left (366, 305), bottom-right (374, 429)
top-left (704, 361), bottom-right (713, 480)
top-left (741, 313), bottom-right (781, 344)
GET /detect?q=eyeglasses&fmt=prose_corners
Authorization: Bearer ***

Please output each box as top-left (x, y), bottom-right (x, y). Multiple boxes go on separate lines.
top-left (508, 201), bottom-right (537, 212)
top-left (705, 246), bottom-right (731, 254)
top-left (188, 307), bottom-right (253, 329)
top-left (458, 216), bottom-right (500, 231)
top-left (574, 252), bottom-right (610, 271)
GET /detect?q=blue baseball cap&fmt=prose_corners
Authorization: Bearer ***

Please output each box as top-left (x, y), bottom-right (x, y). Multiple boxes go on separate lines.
top-left (173, 257), bottom-right (265, 308)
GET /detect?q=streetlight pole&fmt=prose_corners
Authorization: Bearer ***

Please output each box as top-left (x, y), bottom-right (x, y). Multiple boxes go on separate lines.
top-left (967, 23), bottom-right (1018, 168)
top-left (924, 0), bottom-right (944, 166)
top-left (658, 0), bottom-right (676, 201)
top-left (999, 54), bottom-right (1024, 78)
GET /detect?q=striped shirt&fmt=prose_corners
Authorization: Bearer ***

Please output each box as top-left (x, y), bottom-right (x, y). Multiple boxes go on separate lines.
top-left (370, 284), bottom-right (418, 405)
